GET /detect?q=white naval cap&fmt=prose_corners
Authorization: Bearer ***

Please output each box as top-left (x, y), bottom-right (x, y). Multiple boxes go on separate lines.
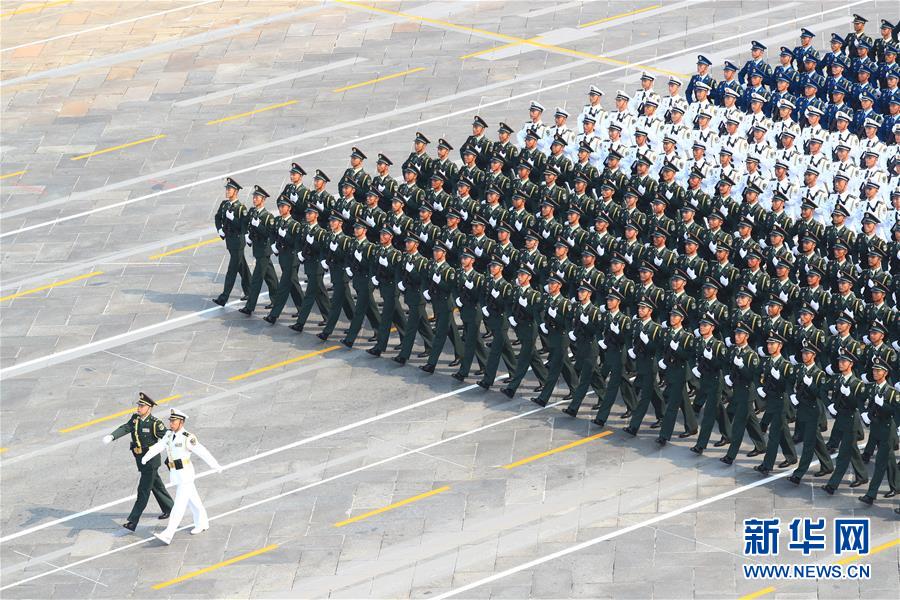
top-left (589, 85), bottom-right (603, 95)
top-left (615, 89), bottom-right (630, 100)
top-left (169, 408), bottom-right (187, 421)
top-left (529, 100), bottom-right (545, 112)
top-left (554, 106), bottom-right (569, 118)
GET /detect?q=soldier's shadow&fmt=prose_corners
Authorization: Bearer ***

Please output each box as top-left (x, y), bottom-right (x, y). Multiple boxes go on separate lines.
top-left (15, 507), bottom-right (139, 539)
top-left (123, 287), bottom-right (222, 312)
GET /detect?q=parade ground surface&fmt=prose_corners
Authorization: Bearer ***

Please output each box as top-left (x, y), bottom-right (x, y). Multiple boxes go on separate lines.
top-left (0, 1), bottom-right (898, 599)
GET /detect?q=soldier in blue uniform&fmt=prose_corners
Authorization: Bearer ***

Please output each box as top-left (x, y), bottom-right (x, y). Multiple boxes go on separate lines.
top-left (686, 55), bottom-right (715, 104)
top-left (739, 41), bottom-right (773, 87)
top-left (876, 45), bottom-right (898, 88)
top-left (714, 60), bottom-right (743, 108)
top-left (853, 90), bottom-right (880, 135)
top-left (824, 83), bottom-right (854, 131)
top-left (792, 29), bottom-right (819, 74)
top-left (845, 14), bottom-right (873, 62)
top-left (878, 67), bottom-right (899, 115)
top-left (795, 76), bottom-right (826, 125)
top-left (818, 33), bottom-right (847, 77)
top-left (849, 38), bottom-right (875, 83)
top-left (773, 47), bottom-right (798, 93)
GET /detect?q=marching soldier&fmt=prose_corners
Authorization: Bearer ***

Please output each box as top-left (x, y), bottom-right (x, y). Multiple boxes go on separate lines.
top-left (477, 256), bottom-right (517, 389)
top-left (531, 275), bottom-right (577, 406)
top-left (263, 195), bottom-right (304, 324)
top-left (239, 185), bottom-right (279, 315)
top-left (461, 116), bottom-right (494, 170)
top-left (421, 241), bottom-right (459, 373)
top-left (753, 332), bottom-right (798, 474)
top-left (689, 312), bottom-right (728, 453)
top-left (452, 248), bottom-right (487, 381)
top-left (102, 393), bottom-right (174, 531)
top-left (560, 281), bottom-right (603, 417)
top-left (393, 236), bottom-right (433, 364)
top-left (624, 298), bottom-right (665, 434)
top-left (397, 165), bottom-right (426, 218)
top-left (317, 214), bottom-right (353, 341)
top-left (402, 132), bottom-right (433, 190)
top-left (822, 352), bottom-right (870, 494)
top-left (367, 228), bottom-right (405, 357)
top-left (787, 341), bottom-right (835, 484)
top-left (589, 287), bottom-right (632, 425)
top-left (141, 409), bottom-right (222, 545)
top-left (290, 205), bottom-right (331, 333)
top-left (858, 358), bottom-right (900, 504)
top-left (213, 178), bottom-right (251, 305)
top-left (432, 139), bottom-right (460, 195)
top-left (333, 180), bottom-right (363, 235)
top-left (279, 163), bottom-right (312, 220)
top-left (308, 168), bottom-right (334, 228)
top-left (340, 221), bottom-right (380, 348)
top-left (338, 147), bottom-right (371, 203)
top-left (500, 266), bottom-right (544, 398)
top-left (721, 322), bottom-right (768, 464)
top-left (656, 304), bottom-right (698, 444)
top-left (371, 154), bottom-right (398, 212)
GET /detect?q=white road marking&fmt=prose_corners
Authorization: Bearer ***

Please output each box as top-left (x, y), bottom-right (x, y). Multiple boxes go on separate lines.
top-left (0, 0), bottom-right (864, 238)
top-left (172, 57), bottom-right (365, 107)
top-left (11, 550), bottom-right (107, 587)
top-left (0, 0), bottom-right (219, 53)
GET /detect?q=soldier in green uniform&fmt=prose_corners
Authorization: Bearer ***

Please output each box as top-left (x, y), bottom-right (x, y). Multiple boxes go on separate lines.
top-left (309, 168), bottom-right (334, 229)
top-left (290, 204), bottom-right (331, 333)
top-left (500, 266), bottom-right (544, 398)
top-left (371, 154), bottom-right (398, 212)
top-left (102, 393), bottom-right (173, 531)
top-left (421, 241), bottom-right (457, 373)
top-left (656, 304), bottom-right (697, 444)
top-left (213, 177), bottom-right (251, 305)
top-left (340, 221), bottom-right (380, 348)
top-left (787, 341), bottom-right (835, 484)
top-left (588, 287), bottom-right (631, 424)
top-left (822, 352), bottom-right (869, 493)
top-left (690, 312), bottom-right (728, 453)
top-left (432, 139), bottom-right (460, 195)
top-left (338, 147), bottom-right (371, 203)
top-left (367, 228), bottom-right (405, 357)
top-left (532, 275), bottom-right (576, 406)
top-left (333, 180), bottom-right (363, 236)
top-left (318, 214), bottom-right (353, 341)
top-left (860, 321), bottom-right (898, 463)
top-left (393, 235), bottom-right (433, 364)
top-left (624, 298), bottom-right (665, 435)
top-left (461, 115), bottom-right (494, 170)
top-left (402, 132), bottom-right (433, 190)
top-left (263, 195), bottom-right (304, 324)
top-left (452, 248), bottom-right (487, 381)
top-left (560, 280), bottom-right (602, 417)
top-left (721, 322), bottom-right (768, 464)
top-left (279, 163), bottom-right (312, 221)
top-left (753, 332), bottom-right (798, 474)
top-left (859, 358), bottom-right (900, 504)
top-left (239, 185), bottom-right (279, 315)
top-left (477, 256), bottom-right (517, 389)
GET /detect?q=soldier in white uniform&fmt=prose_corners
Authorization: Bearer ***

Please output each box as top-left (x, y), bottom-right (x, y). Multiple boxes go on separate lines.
top-left (629, 71), bottom-right (657, 115)
top-left (142, 409), bottom-right (222, 545)
top-left (608, 91), bottom-right (636, 144)
top-left (516, 100), bottom-right (548, 147)
top-left (540, 107), bottom-right (576, 153)
top-left (576, 85), bottom-right (607, 131)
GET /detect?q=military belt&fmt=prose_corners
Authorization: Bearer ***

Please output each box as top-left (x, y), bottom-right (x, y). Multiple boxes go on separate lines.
top-left (166, 458), bottom-right (190, 470)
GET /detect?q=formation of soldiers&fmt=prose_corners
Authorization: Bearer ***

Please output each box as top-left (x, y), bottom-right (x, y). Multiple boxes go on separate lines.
top-left (211, 15), bottom-right (900, 510)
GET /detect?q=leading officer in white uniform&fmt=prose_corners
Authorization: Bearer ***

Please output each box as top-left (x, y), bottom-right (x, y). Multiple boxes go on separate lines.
top-left (142, 408), bottom-right (222, 545)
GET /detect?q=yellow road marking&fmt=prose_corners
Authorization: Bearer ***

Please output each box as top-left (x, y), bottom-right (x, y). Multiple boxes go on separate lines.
top-left (0, 170), bottom-right (26, 180)
top-left (740, 538), bottom-right (900, 600)
top-left (149, 237), bottom-right (220, 259)
top-left (578, 4), bottom-right (662, 28)
top-left (152, 543), bottom-right (278, 590)
top-left (70, 135), bottom-right (166, 161)
top-left (0, 0), bottom-right (72, 18)
top-left (738, 586), bottom-right (775, 600)
top-left (228, 346), bottom-right (341, 382)
top-left (334, 486), bottom-right (450, 527)
top-left (206, 100), bottom-right (298, 125)
top-left (333, 67), bottom-right (426, 93)
top-left (460, 37), bottom-right (542, 60)
top-left (0, 448), bottom-right (7, 454)
top-left (503, 430), bottom-right (612, 469)
top-left (0, 271), bottom-right (103, 302)
top-left (59, 395), bottom-right (181, 434)
top-left (336, 0), bottom-right (686, 77)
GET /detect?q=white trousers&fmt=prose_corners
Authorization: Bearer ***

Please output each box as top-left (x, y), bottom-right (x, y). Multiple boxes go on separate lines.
top-left (160, 478), bottom-right (208, 539)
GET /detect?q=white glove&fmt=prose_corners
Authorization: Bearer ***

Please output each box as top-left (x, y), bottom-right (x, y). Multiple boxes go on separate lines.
top-left (217, 228), bottom-right (225, 239)
top-left (548, 306), bottom-right (557, 318)
top-left (874, 394), bottom-right (884, 407)
top-left (455, 297), bottom-right (463, 308)
top-left (709, 241), bottom-right (717, 253)
top-left (402, 261), bottom-right (413, 273)
top-left (611, 321), bottom-right (620, 334)
top-left (747, 281), bottom-right (757, 294)
top-left (770, 366), bottom-right (780, 379)
top-left (354, 250), bottom-right (363, 261)
top-left (661, 321), bottom-right (668, 329)
top-left (778, 290), bottom-right (788, 302)
top-left (251, 217), bottom-right (260, 227)
top-left (102, 434), bottom-right (114, 444)
top-left (658, 359), bottom-right (667, 370)
top-left (271, 243), bottom-right (279, 255)
top-left (474, 247), bottom-right (483, 256)
top-left (580, 313), bottom-right (589, 324)
top-left (686, 267), bottom-right (696, 280)
top-left (345, 267), bottom-right (353, 278)
top-left (433, 201), bottom-right (443, 211)
top-left (724, 374), bottom-right (733, 387)
top-left (306, 234), bottom-right (314, 244)
top-left (379, 256), bottom-right (388, 267)
top-left (568, 331), bottom-right (577, 342)
top-left (669, 339), bottom-right (679, 350)
top-left (464, 280), bottom-right (474, 290)
top-left (693, 328), bottom-right (700, 337)
top-left (341, 209), bottom-right (350, 219)
top-left (398, 281), bottom-right (406, 291)
top-left (790, 394), bottom-right (798, 406)
top-left (719, 275), bottom-right (729, 286)
top-left (825, 364), bottom-right (834, 375)
top-left (810, 299), bottom-right (819, 311)
top-left (598, 339), bottom-right (607, 349)
top-left (725, 337), bottom-right (732, 347)
top-left (757, 388), bottom-right (766, 398)
top-left (446, 239), bottom-right (454, 249)
top-left (653, 256), bottom-right (663, 266)
top-left (692, 366), bottom-right (702, 378)
top-left (639, 331), bottom-right (649, 345)
top-left (789, 356), bottom-right (797, 365)
top-left (508, 316), bottom-right (518, 327)
top-left (539, 323), bottom-right (549, 334)
top-left (329, 241), bottom-right (338, 251)
top-left (501, 254), bottom-right (510, 265)
top-left (734, 356), bottom-right (744, 368)
top-left (226, 209), bottom-right (234, 221)
top-left (624, 253), bottom-right (633, 264)
top-left (371, 276), bottom-right (379, 287)
top-left (597, 246), bottom-right (606, 256)
top-left (423, 290), bottom-right (431, 300)
top-left (861, 412), bottom-right (871, 426)
top-left (432, 273), bottom-right (441, 283)
top-left (460, 210), bottom-right (469, 220)
top-left (245, 233), bottom-right (252, 246)
top-left (802, 374), bottom-right (813, 386)
top-left (703, 347), bottom-right (713, 360)
top-left (757, 346), bottom-right (765, 356)
top-left (827, 403), bottom-right (837, 416)
top-left (297, 251), bottom-right (305, 262)
top-left (482, 306), bottom-right (490, 317)
top-left (366, 216), bottom-right (375, 227)
top-left (861, 374), bottom-right (870, 383)
top-left (542, 230), bottom-right (550, 238)
top-left (828, 324), bottom-right (837, 335)
top-left (518, 296), bottom-right (528, 307)
top-left (893, 340), bottom-right (900, 352)
top-left (278, 227), bottom-right (287, 237)
top-left (628, 348), bottom-right (637, 360)
top-left (320, 259), bottom-right (328, 270)
top-left (840, 384), bottom-right (851, 396)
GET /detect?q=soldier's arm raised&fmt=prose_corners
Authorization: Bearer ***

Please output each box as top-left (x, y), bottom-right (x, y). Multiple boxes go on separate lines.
top-left (140, 436), bottom-right (166, 464)
top-left (188, 436), bottom-right (223, 472)
top-left (104, 420), bottom-right (132, 444)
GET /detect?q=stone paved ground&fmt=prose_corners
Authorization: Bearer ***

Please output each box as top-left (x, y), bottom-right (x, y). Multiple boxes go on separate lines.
top-left (1, 1), bottom-right (898, 598)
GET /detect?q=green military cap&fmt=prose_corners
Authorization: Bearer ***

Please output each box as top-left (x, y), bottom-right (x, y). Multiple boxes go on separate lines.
top-left (137, 392), bottom-right (156, 407)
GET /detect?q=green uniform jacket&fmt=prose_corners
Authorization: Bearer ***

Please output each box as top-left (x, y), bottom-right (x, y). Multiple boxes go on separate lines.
top-left (215, 199), bottom-right (247, 250)
top-left (110, 413), bottom-right (168, 468)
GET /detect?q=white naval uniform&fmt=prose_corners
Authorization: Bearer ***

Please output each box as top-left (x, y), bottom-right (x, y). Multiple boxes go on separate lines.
top-left (142, 429), bottom-right (221, 543)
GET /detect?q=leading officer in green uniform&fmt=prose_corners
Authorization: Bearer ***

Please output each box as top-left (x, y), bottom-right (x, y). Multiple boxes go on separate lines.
top-left (213, 177), bottom-right (251, 305)
top-left (102, 393), bottom-right (173, 531)
top-left (239, 185), bottom-right (279, 315)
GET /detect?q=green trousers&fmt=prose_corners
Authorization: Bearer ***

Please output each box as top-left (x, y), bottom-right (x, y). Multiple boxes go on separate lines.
top-left (865, 419), bottom-right (899, 498)
top-left (244, 253), bottom-right (278, 311)
top-left (725, 389), bottom-right (767, 460)
top-left (217, 245), bottom-right (251, 301)
top-left (791, 405), bottom-right (834, 479)
top-left (342, 277), bottom-right (380, 346)
top-left (127, 454), bottom-right (173, 524)
top-left (827, 410), bottom-right (867, 488)
top-left (267, 254), bottom-right (304, 320)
